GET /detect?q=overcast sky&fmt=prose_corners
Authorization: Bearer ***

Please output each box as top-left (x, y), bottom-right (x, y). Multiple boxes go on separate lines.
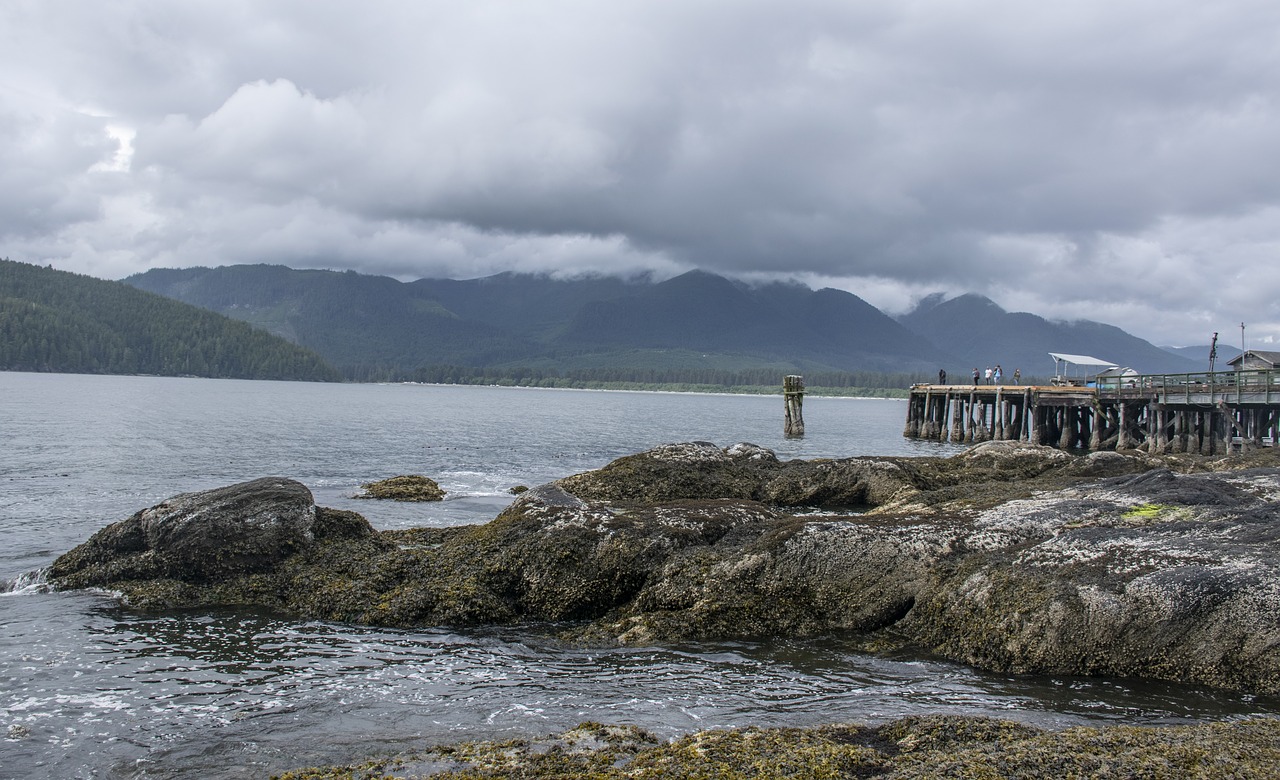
top-left (3, 1), bottom-right (1279, 348)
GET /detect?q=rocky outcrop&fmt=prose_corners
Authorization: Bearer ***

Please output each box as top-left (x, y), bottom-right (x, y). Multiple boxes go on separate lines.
top-left (47, 443), bottom-right (1280, 695)
top-left (49, 477), bottom-right (374, 589)
top-left (274, 716), bottom-right (1280, 779)
top-left (356, 474), bottom-right (446, 501)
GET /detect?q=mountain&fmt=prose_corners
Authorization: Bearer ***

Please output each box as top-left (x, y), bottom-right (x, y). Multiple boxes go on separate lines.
top-left (557, 271), bottom-right (947, 372)
top-left (126, 265), bottom-right (951, 379)
top-left (127, 264), bottom-right (535, 378)
top-left (410, 271), bottom-right (648, 341)
top-left (0, 259), bottom-right (340, 381)
top-left (1162, 343), bottom-right (1241, 368)
top-left (899, 293), bottom-right (1201, 377)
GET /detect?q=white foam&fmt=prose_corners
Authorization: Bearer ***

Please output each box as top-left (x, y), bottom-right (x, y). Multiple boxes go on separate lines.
top-left (1, 568), bottom-right (50, 595)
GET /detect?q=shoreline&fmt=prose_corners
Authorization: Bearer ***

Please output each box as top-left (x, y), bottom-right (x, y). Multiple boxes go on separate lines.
top-left (2, 368), bottom-right (917, 398)
top-left (43, 440), bottom-right (1280, 777)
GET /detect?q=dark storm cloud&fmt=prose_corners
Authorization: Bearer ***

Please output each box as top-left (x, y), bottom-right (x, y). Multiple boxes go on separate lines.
top-left (2, 0), bottom-right (1279, 345)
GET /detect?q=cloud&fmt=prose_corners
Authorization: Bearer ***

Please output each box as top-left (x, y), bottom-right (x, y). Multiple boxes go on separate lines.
top-left (2, 0), bottom-right (1280, 347)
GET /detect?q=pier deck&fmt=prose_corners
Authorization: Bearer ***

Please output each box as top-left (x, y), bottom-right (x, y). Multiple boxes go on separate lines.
top-left (904, 370), bottom-right (1280, 454)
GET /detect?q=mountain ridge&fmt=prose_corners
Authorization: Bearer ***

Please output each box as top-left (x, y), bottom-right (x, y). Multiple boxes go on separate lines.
top-left (121, 263), bottom-right (1200, 382)
top-left (126, 264), bottom-right (950, 379)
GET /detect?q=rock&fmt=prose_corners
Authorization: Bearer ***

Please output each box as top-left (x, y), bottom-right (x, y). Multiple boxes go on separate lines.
top-left (553, 442), bottom-right (771, 505)
top-left (356, 475), bottom-right (446, 501)
top-left (553, 440), bottom-right (1150, 511)
top-left (272, 716), bottom-right (1280, 779)
top-left (897, 466), bottom-right (1280, 692)
top-left (46, 445), bottom-right (1280, 696)
top-left (724, 441), bottom-right (779, 463)
top-left (955, 439), bottom-right (1073, 469)
top-left (49, 477), bottom-right (372, 589)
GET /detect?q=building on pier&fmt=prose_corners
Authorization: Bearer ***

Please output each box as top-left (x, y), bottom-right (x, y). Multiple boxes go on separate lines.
top-left (1227, 350), bottom-right (1280, 371)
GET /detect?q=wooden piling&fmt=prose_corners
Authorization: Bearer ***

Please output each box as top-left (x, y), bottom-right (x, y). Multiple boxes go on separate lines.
top-left (951, 391), bottom-right (966, 442)
top-left (784, 375), bottom-right (805, 437)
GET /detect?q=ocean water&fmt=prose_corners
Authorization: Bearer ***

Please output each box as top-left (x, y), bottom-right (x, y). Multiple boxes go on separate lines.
top-left (1, 373), bottom-right (1274, 779)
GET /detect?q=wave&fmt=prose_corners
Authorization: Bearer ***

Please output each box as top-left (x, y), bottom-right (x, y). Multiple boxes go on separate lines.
top-left (1, 567), bottom-right (50, 595)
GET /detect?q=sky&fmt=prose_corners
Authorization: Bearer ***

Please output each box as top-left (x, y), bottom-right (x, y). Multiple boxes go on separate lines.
top-left (2, 1), bottom-right (1279, 349)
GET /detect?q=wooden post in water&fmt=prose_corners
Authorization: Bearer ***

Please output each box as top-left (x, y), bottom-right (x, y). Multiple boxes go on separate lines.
top-left (1154, 404), bottom-right (1169, 454)
top-left (962, 386), bottom-right (972, 438)
top-left (784, 375), bottom-right (805, 437)
top-left (1058, 407), bottom-right (1074, 450)
top-left (1117, 403), bottom-right (1132, 450)
top-left (1089, 403), bottom-right (1104, 450)
top-left (903, 391), bottom-right (920, 438)
top-left (994, 387), bottom-right (1005, 440)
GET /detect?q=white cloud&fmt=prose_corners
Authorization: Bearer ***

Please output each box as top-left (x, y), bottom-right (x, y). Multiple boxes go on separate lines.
top-left (2, 0), bottom-right (1280, 347)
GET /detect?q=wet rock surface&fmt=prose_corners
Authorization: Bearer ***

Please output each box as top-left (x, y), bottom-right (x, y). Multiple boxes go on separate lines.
top-left (273, 716), bottom-right (1280, 779)
top-left (49, 442), bottom-right (1280, 696)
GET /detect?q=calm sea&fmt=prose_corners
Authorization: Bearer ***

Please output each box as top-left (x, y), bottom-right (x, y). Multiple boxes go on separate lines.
top-left (1, 373), bottom-right (1274, 779)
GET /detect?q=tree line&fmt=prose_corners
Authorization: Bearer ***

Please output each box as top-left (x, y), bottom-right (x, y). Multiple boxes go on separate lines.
top-left (1, 259), bottom-right (341, 381)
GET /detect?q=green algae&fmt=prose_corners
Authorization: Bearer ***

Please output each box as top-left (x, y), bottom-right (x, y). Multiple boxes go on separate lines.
top-left (1122, 503), bottom-right (1169, 520)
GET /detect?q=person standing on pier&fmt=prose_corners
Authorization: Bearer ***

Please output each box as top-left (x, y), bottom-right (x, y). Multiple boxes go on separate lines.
top-left (984, 366), bottom-right (992, 384)
top-left (994, 365), bottom-right (1002, 385)
top-left (1014, 368), bottom-right (1021, 385)
top-left (973, 368), bottom-right (980, 386)
top-left (939, 368), bottom-right (947, 385)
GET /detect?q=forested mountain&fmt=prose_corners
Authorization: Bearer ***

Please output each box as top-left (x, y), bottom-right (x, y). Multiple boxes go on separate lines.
top-left (0, 259), bottom-right (341, 381)
top-left (898, 293), bottom-right (1201, 376)
top-left (126, 265), bottom-right (949, 380)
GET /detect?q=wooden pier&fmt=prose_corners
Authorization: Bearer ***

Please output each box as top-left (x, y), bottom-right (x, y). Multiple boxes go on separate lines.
top-left (904, 369), bottom-right (1280, 454)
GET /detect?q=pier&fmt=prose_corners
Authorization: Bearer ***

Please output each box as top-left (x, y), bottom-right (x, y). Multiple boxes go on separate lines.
top-left (904, 369), bottom-right (1280, 454)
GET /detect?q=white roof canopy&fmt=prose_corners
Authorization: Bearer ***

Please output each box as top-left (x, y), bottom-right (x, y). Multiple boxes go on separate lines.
top-left (1049, 352), bottom-right (1118, 368)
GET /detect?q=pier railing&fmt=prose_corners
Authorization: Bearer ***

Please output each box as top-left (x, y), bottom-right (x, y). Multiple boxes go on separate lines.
top-left (1096, 369), bottom-right (1280, 405)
